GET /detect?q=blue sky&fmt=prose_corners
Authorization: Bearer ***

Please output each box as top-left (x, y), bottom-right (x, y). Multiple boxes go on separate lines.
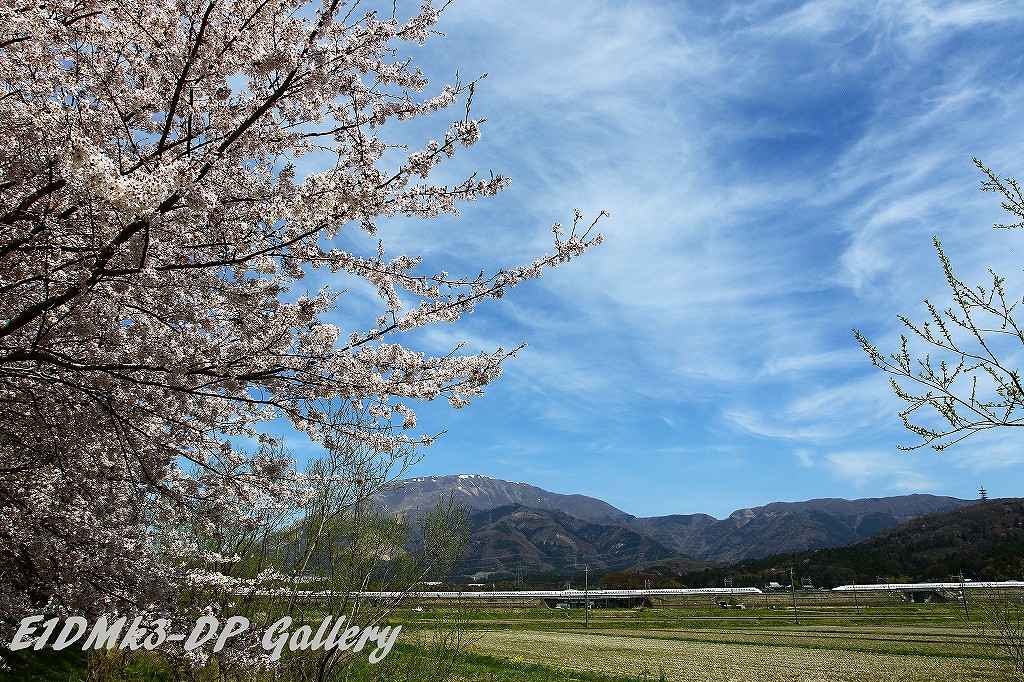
top-left (291, 0), bottom-right (1024, 519)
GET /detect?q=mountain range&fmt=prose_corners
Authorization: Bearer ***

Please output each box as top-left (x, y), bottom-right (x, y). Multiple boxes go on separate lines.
top-left (377, 474), bottom-right (975, 581)
top-left (631, 494), bottom-right (976, 564)
top-left (648, 497), bottom-right (1024, 588)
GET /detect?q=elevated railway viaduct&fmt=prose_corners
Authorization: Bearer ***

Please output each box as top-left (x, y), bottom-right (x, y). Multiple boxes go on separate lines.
top-left (831, 580), bottom-right (1024, 603)
top-left (286, 581), bottom-right (1024, 608)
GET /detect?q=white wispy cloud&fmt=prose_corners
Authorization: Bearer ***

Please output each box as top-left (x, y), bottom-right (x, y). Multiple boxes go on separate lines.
top-left (721, 372), bottom-right (899, 447)
top-left (823, 450), bottom-right (940, 491)
top-left (277, 0), bottom-right (1024, 515)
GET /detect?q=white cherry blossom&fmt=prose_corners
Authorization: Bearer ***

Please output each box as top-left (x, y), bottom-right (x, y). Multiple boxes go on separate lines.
top-left (0, 0), bottom-right (603, 646)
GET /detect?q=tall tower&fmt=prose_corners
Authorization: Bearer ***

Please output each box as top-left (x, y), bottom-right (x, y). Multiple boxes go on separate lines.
top-left (979, 485), bottom-right (988, 500)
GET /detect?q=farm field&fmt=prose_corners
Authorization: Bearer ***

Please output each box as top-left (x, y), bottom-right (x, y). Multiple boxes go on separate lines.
top-left (401, 593), bottom-right (1021, 682)
top-left (464, 625), bottom-right (999, 681)
top-left (4, 593), bottom-right (1019, 681)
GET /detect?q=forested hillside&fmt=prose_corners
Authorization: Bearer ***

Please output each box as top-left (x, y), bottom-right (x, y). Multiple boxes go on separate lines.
top-left (646, 498), bottom-right (1024, 588)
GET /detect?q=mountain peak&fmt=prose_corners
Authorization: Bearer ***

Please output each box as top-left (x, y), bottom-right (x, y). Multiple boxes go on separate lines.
top-left (377, 474), bottom-right (633, 524)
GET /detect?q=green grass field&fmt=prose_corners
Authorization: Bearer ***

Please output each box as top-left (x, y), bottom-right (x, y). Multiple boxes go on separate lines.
top-left (4, 593), bottom-right (1020, 681)
top-left (399, 593), bottom-right (1022, 682)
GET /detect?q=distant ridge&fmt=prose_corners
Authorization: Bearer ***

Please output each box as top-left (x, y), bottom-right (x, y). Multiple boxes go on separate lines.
top-left (647, 498), bottom-right (1024, 587)
top-left (376, 474), bottom-right (633, 524)
top-left (634, 493), bottom-right (975, 563)
top-left (379, 474), bottom-right (975, 576)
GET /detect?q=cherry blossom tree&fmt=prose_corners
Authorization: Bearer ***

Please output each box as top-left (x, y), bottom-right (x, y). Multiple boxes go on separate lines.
top-left (0, 0), bottom-right (602, 645)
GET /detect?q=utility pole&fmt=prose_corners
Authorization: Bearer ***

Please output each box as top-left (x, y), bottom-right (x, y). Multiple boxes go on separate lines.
top-left (584, 565), bottom-right (589, 629)
top-left (953, 572), bottom-right (970, 621)
top-left (790, 567), bottom-right (799, 625)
